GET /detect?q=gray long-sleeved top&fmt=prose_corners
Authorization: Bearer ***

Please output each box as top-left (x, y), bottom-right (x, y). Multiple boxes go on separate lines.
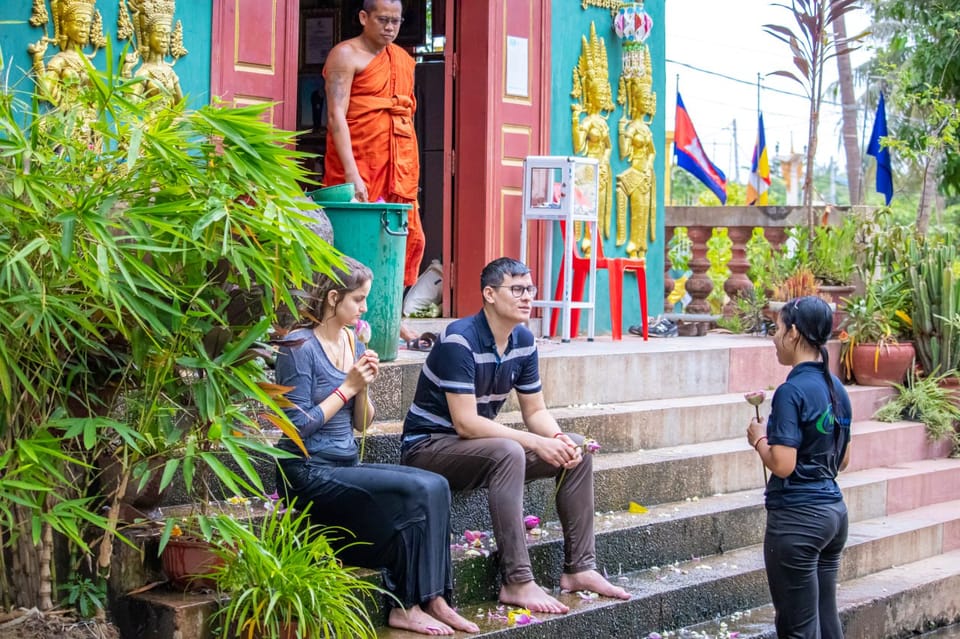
top-left (274, 327), bottom-right (364, 460)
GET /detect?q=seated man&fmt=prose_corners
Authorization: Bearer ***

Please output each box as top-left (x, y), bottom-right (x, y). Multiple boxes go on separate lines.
top-left (401, 257), bottom-right (631, 613)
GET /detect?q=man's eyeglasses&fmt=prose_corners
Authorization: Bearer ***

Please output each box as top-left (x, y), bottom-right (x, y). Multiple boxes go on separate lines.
top-left (373, 15), bottom-right (404, 27)
top-left (493, 285), bottom-right (538, 298)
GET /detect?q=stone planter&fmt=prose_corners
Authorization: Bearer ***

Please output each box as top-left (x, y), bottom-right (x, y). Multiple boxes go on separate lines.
top-left (850, 342), bottom-right (915, 387)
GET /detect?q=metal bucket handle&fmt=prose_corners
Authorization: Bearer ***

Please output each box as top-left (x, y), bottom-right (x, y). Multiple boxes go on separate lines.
top-left (381, 211), bottom-right (409, 237)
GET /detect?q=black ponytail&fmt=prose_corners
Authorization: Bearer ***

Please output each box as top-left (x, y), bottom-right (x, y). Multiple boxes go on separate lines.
top-left (780, 296), bottom-right (839, 418)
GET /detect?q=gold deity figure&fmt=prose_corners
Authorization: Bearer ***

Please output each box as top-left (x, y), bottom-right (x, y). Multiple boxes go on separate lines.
top-left (119, 0), bottom-right (187, 105)
top-left (28, 0), bottom-right (106, 108)
top-left (571, 22), bottom-right (615, 248)
top-left (616, 44), bottom-right (657, 259)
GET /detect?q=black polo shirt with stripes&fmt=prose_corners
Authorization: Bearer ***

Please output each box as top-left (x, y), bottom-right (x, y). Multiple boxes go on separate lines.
top-left (402, 311), bottom-right (541, 440)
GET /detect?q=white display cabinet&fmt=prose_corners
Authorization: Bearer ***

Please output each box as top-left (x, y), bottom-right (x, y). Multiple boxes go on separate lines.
top-left (519, 156), bottom-right (599, 342)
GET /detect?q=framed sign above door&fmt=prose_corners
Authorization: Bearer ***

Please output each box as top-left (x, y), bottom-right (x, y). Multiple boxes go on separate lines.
top-left (300, 8), bottom-right (339, 72)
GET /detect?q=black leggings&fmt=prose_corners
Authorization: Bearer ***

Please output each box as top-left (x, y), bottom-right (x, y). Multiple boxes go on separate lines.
top-left (278, 458), bottom-right (453, 609)
top-left (764, 500), bottom-right (848, 638)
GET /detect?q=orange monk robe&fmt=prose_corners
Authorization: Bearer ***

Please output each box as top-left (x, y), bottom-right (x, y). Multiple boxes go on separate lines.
top-left (324, 44), bottom-right (425, 286)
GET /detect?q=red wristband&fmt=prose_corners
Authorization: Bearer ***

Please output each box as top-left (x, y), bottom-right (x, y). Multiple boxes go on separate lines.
top-left (754, 436), bottom-right (768, 451)
top-left (553, 432), bottom-right (565, 439)
top-left (332, 388), bottom-right (348, 404)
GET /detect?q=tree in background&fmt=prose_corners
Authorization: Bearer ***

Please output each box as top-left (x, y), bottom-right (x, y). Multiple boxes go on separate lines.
top-left (868, 0), bottom-right (960, 232)
top-left (765, 0), bottom-right (864, 232)
top-left (833, 11), bottom-right (863, 204)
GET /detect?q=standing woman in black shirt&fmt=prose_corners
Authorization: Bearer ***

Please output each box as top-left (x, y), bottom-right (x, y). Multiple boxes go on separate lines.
top-left (747, 296), bottom-right (853, 638)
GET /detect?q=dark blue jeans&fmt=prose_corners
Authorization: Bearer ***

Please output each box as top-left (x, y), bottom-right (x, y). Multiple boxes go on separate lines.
top-left (764, 500), bottom-right (848, 638)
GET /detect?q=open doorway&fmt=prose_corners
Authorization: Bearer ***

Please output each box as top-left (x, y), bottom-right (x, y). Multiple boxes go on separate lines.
top-left (294, 0), bottom-right (453, 315)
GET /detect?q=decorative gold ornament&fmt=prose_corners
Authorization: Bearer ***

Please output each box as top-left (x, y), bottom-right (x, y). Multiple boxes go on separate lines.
top-left (580, 0), bottom-right (621, 16)
top-left (571, 21), bottom-right (615, 247)
top-left (118, 0), bottom-right (186, 105)
top-left (615, 40), bottom-right (657, 258)
top-left (28, 0), bottom-right (104, 109)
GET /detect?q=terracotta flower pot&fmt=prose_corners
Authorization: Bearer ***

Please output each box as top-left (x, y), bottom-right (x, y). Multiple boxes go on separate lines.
top-left (161, 537), bottom-right (223, 591)
top-left (851, 342), bottom-right (915, 387)
top-left (818, 284), bottom-right (856, 337)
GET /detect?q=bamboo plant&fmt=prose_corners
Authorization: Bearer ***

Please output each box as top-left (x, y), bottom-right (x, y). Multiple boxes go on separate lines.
top-left (0, 49), bottom-right (337, 613)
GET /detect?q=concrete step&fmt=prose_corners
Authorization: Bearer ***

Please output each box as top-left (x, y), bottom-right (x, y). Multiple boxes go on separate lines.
top-left (362, 384), bottom-right (893, 456)
top-left (368, 334), bottom-right (838, 421)
top-left (375, 500), bottom-right (960, 638)
top-left (677, 548), bottom-right (960, 638)
top-left (118, 478), bottom-right (960, 639)
top-left (153, 417), bottom-right (960, 537)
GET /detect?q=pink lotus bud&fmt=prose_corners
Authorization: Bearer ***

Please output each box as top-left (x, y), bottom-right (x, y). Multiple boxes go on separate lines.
top-left (354, 319), bottom-right (372, 345)
top-left (463, 530), bottom-right (483, 544)
top-left (744, 391), bottom-right (766, 407)
top-left (583, 438), bottom-right (601, 454)
top-left (523, 515), bottom-right (540, 529)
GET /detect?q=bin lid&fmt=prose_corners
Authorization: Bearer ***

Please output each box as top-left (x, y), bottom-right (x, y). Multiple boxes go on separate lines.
top-left (311, 200), bottom-right (412, 211)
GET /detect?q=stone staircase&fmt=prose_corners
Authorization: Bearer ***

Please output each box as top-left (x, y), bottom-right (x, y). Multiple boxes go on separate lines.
top-left (115, 334), bottom-right (960, 639)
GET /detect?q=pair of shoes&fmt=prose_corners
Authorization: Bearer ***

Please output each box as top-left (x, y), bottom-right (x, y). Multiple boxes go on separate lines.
top-left (647, 317), bottom-right (678, 338)
top-left (405, 331), bottom-right (437, 352)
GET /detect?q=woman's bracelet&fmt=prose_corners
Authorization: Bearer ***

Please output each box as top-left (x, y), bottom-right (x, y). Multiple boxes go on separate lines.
top-left (332, 387), bottom-right (348, 404)
top-left (754, 436), bottom-right (768, 451)
top-left (553, 432), bottom-right (565, 439)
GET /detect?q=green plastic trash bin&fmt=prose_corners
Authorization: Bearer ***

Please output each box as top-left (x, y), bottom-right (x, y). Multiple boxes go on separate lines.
top-left (309, 194), bottom-right (410, 362)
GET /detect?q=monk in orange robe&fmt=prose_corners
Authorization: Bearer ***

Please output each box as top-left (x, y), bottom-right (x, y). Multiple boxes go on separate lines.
top-left (324, 0), bottom-right (425, 299)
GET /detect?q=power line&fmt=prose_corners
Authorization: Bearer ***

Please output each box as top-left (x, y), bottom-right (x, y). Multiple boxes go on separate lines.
top-left (665, 58), bottom-right (843, 107)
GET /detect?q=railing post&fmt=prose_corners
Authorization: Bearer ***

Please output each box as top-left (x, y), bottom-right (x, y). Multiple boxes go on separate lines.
top-left (723, 226), bottom-right (754, 314)
top-left (664, 226), bottom-right (675, 312)
top-left (684, 225), bottom-right (713, 315)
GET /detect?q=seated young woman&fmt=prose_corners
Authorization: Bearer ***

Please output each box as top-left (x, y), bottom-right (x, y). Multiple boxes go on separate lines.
top-left (274, 256), bottom-right (478, 636)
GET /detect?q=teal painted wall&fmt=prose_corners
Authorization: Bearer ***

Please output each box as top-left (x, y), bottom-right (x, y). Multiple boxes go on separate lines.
top-left (550, 1), bottom-right (666, 333)
top-left (1, 1), bottom-right (212, 108)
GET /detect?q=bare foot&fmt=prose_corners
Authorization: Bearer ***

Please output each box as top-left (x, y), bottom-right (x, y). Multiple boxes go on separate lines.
top-left (400, 323), bottom-right (419, 342)
top-left (560, 569), bottom-right (631, 600)
top-left (499, 580), bottom-right (569, 614)
top-left (424, 597), bottom-right (480, 633)
top-left (388, 606), bottom-right (453, 636)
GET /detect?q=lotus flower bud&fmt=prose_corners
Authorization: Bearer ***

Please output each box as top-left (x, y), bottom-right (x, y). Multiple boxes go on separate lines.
top-left (355, 319), bottom-right (371, 345)
top-left (523, 515), bottom-right (540, 530)
top-left (583, 438), bottom-right (601, 454)
top-left (744, 390), bottom-right (766, 407)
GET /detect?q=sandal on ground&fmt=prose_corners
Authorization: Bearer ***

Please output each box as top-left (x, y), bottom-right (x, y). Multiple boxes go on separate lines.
top-left (406, 331), bottom-right (437, 352)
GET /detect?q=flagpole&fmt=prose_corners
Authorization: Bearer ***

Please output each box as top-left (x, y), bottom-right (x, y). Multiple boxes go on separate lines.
top-left (756, 72), bottom-right (761, 118)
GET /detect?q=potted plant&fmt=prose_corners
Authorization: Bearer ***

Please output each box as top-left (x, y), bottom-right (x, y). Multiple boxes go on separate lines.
top-left (874, 367), bottom-right (960, 455)
top-left (839, 277), bottom-right (915, 386)
top-left (906, 238), bottom-right (960, 379)
top-left (209, 505), bottom-right (389, 639)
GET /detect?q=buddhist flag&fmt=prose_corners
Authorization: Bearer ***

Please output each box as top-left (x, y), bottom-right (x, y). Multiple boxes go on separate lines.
top-left (674, 92), bottom-right (727, 204)
top-left (866, 92), bottom-right (893, 205)
top-left (746, 114), bottom-right (771, 205)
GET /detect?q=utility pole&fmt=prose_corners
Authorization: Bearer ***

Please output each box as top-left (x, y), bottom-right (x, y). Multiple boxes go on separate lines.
top-left (732, 118), bottom-right (740, 183)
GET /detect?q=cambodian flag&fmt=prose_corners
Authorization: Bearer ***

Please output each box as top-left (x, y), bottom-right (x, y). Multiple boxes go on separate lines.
top-left (674, 92), bottom-right (727, 204)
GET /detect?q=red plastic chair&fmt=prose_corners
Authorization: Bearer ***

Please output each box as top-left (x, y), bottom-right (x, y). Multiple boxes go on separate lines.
top-left (549, 221), bottom-right (648, 341)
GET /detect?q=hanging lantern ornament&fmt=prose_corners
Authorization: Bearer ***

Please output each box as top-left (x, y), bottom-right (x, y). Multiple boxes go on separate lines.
top-left (613, 2), bottom-right (653, 77)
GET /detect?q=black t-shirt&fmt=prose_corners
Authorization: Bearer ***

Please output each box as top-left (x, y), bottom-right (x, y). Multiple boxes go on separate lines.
top-left (764, 361), bottom-right (852, 510)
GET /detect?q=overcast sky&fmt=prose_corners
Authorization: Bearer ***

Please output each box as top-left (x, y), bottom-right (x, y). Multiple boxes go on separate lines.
top-left (663, 0), bottom-right (873, 184)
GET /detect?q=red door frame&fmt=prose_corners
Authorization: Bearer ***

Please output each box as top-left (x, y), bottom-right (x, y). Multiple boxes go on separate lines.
top-left (449, 0), bottom-right (552, 315)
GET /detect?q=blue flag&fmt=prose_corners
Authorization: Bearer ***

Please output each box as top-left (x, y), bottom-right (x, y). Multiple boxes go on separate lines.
top-left (866, 93), bottom-right (893, 205)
